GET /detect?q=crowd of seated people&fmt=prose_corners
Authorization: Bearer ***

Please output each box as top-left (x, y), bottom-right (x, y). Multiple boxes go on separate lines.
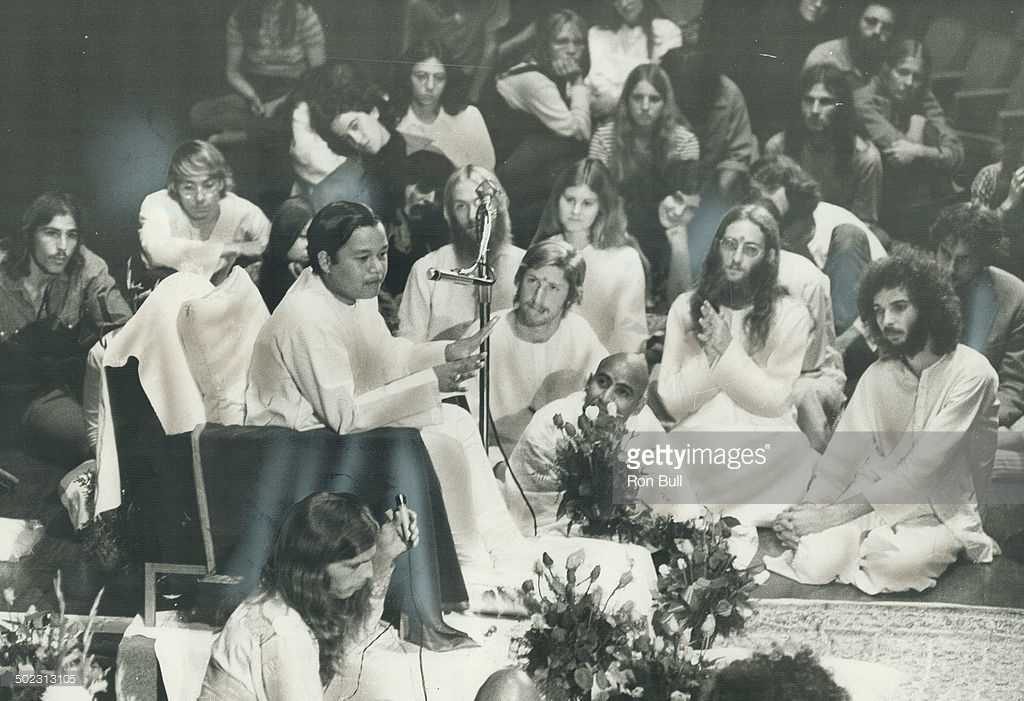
top-left (5, 1), bottom-right (1024, 691)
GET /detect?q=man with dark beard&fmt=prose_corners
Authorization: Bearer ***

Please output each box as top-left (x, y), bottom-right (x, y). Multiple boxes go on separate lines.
top-left (656, 203), bottom-right (817, 526)
top-left (804, 1), bottom-right (897, 88)
top-left (398, 164), bottom-right (525, 341)
top-left (768, 249), bottom-right (1001, 594)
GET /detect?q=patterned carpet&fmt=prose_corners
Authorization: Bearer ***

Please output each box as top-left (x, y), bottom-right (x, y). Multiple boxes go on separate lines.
top-left (728, 598), bottom-right (1024, 701)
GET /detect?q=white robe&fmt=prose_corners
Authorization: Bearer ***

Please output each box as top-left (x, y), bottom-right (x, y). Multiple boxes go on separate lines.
top-left (397, 243), bottom-right (524, 342)
top-left (508, 391), bottom-right (693, 535)
top-left (657, 292), bottom-right (816, 525)
top-left (245, 270), bottom-right (657, 607)
top-left (576, 244), bottom-right (649, 355)
top-left (766, 345), bottom-right (1001, 594)
top-left (466, 310), bottom-right (608, 450)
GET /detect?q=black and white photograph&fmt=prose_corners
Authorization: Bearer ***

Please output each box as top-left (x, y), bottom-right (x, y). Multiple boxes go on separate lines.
top-left (1, 0), bottom-right (1024, 699)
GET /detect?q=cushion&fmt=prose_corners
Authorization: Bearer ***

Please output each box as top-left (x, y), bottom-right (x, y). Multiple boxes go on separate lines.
top-left (177, 268), bottom-right (269, 426)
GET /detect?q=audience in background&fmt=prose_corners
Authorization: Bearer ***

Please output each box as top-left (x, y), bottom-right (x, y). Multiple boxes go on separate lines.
top-left (662, 45), bottom-right (758, 201)
top-left (765, 63), bottom-right (883, 225)
top-left (257, 196), bottom-right (314, 312)
top-left (288, 63), bottom-right (407, 215)
top-left (495, 8), bottom-right (592, 244)
top-left (589, 63), bottom-right (699, 304)
top-left (393, 39), bottom-right (495, 170)
top-left (586, 0), bottom-right (684, 119)
top-left (805, 0), bottom-right (899, 88)
top-left (532, 159), bottom-right (648, 354)
top-left (402, 0), bottom-right (510, 104)
top-left (138, 140), bottom-right (271, 286)
top-left (855, 39), bottom-right (964, 245)
top-left (382, 150), bottom-right (455, 299)
top-left (972, 124), bottom-right (1024, 279)
top-left (398, 165), bottom-right (523, 342)
top-left (190, 0), bottom-right (326, 144)
top-left (0, 193), bottom-right (131, 465)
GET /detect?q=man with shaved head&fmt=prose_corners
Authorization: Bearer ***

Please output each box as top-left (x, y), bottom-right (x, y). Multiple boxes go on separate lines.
top-left (473, 668), bottom-right (541, 701)
top-left (503, 352), bottom-right (678, 534)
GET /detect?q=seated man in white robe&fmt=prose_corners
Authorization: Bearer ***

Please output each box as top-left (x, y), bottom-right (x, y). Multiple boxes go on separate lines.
top-left (398, 165), bottom-right (525, 341)
top-left (507, 352), bottom-right (689, 535)
top-left (656, 204), bottom-right (816, 526)
top-left (246, 201), bottom-right (658, 616)
top-left (769, 250), bottom-right (1001, 594)
top-left (138, 140), bottom-right (270, 286)
top-left (466, 239), bottom-right (608, 450)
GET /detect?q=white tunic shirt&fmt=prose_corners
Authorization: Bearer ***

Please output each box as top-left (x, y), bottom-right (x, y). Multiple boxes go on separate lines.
top-left (245, 268), bottom-right (447, 433)
top-left (397, 105), bottom-right (495, 169)
top-left (577, 244), bottom-right (649, 354)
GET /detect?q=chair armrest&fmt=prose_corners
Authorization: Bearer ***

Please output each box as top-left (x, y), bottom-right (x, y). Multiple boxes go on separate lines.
top-left (954, 88), bottom-right (1010, 133)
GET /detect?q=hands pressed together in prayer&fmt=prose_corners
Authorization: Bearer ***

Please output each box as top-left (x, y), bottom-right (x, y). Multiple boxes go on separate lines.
top-left (773, 501), bottom-right (872, 550)
top-left (696, 300), bottom-right (732, 366)
top-left (434, 316), bottom-right (500, 392)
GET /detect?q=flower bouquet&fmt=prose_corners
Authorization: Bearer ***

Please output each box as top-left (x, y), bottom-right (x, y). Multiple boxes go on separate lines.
top-left (0, 572), bottom-right (108, 700)
top-left (540, 401), bottom-right (644, 538)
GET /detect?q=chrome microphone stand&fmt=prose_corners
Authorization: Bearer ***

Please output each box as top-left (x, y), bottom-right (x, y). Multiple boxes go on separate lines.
top-left (426, 181), bottom-right (497, 444)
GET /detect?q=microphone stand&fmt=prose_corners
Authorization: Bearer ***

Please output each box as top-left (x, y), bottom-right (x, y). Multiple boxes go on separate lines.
top-left (426, 184), bottom-right (496, 444)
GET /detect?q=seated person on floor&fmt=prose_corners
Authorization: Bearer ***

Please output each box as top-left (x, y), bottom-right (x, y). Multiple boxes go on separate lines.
top-left (588, 63), bottom-right (699, 304)
top-left (382, 149), bottom-right (455, 300)
top-left (393, 38), bottom-right (495, 170)
top-left (198, 491), bottom-right (458, 698)
top-left (288, 62), bottom-right (406, 215)
top-left (769, 249), bottom-right (1000, 594)
top-left (138, 139), bottom-right (271, 286)
top-left (531, 158), bottom-right (649, 354)
top-left (189, 0), bottom-right (325, 144)
top-left (398, 164), bottom-right (524, 342)
top-left (246, 201), bottom-right (659, 609)
top-left (930, 203), bottom-right (1024, 451)
top-left (0, 192), bottom-right (132, 465)
top-left (494, 8), bottom-right (591, 244)
top-left (971, 123), bottom-right (1024, 280)
top-left (507, 352), bottom-right (677, 535)
top-left (463, 238), bottom-right (608, 450)
top-left (656, 203), bottom-right (816, 525)
top-left (750, 155), bottom-right (886, 337)
top-left (763, 63), bottom-right (883, 226)
top-left (854, 39), bottom-right (964, 244)
top-left (804, 0), bottom-right (898, 89)
top-left (256, 197), bottom-right (315, 312)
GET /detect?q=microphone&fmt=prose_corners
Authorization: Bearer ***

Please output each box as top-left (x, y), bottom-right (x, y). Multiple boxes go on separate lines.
top-left (426, 268), bottom-right (495, 286)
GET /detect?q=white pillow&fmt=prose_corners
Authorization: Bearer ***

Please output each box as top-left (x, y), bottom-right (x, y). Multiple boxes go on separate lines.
top-left (177, 268), bottom-right (269, 426)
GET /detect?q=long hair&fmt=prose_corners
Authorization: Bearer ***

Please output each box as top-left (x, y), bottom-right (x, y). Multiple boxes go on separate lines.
top-left (259, 197), bottom-right (314, 310)
top-left (929, 202), bottom-right (1005, 269)
top-left (856, 245), bottom-right (962, 357)
top-left (390, 39), bottom-right (468, 119)
top-left (167, 140), bottom-right (235, 200)
top-left (690, 204), bottom-right (783, 354)
top-left (442, 165), bottom-right (512, 257)
top-left (2, 191), bottom-right (87, 279)
top-left (533, 159), bottom-right (629, 249)
top-left (236, 0), bottom-right (304, 46)
top-left (531, 9), bottom-right (591, 78)
top-left (593, 0), bottom-right (662, 58)
top-left (703, 645), bottom-right (850, 701)
top-left (611, 63), bottom-right (681, 185)
top-left (880, 38), bottom-right (931, 102)
top-left (785, 63), bottom-right (858, 176)
top-left (307, 200), bottom-right (382, 276)
top-left (750, 155), bottom-right (822, 222)
top-left (260, 492), bottom-right (380, 688)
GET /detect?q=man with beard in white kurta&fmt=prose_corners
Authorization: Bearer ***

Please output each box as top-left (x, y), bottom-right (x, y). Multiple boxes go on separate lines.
top-left (656, 204), bottom-right (816, 526)
top-left (508, 352), bottom-right (696, 535)
top-left (247, 202), bottom-right (658, 614)
top-left (464, 239), bottom-right (608, 450)
top-left (768, 250), bottom-right (1001, 594)
top-left (398, 165), bottom-right (525, 342)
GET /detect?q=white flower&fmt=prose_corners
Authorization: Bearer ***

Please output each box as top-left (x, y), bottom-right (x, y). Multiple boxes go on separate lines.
top-left (2, 588), bottom-right (14, 607)
top-left (606, 402), bottom-right (618, 417)
top-left (584, 405), bottom-right (600, 421)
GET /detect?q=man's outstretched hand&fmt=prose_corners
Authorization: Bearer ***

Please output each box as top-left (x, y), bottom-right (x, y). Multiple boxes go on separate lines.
top-left (433, 353), bottom-right (486, 393)
top-left (445, 316), bottom-right (501, 362)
